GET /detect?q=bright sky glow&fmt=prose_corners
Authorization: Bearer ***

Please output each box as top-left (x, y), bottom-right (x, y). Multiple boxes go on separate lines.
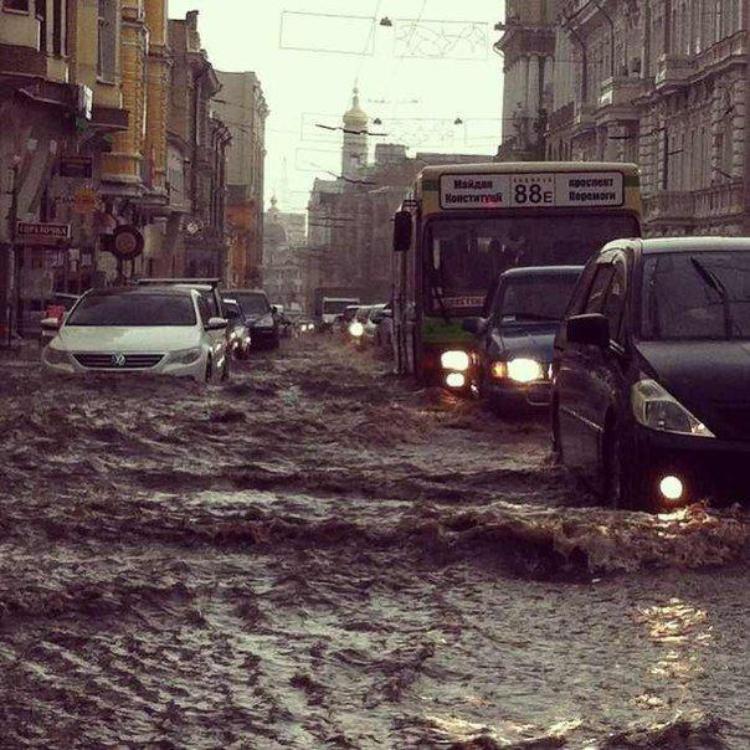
top-left (168, 0), bottom-right (505, 214)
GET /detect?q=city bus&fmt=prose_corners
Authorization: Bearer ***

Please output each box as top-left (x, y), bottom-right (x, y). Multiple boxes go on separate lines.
top-left (391, 161), bottom-right (642, 387)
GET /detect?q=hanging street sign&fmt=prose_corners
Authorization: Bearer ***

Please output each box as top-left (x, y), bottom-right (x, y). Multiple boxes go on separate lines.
top-left (104, 224), bottom-right (145, 261)
top-left (59, 155), bottom-right (93, 179)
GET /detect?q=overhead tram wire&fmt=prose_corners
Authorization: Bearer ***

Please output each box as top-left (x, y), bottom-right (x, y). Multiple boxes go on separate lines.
top-left (355, 0), bottom-right (386, 82)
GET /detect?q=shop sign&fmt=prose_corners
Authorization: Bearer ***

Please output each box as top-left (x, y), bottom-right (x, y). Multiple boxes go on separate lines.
top-left (59, 155), bottom-right (93, 179)
top-left (16, 222), bottom-right (71, 246)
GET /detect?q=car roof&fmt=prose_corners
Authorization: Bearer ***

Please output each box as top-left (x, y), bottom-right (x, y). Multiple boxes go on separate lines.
top-left (638, 237), bottom-right (750, 255)
top-left (226, 288), bottom-right (267, 295)
top-left (136, 277), bottom-right (220, 288)
top-left (86, 286), bottom-right (195, 297)
top-left (501, 265), bottom-right (584, 278)
top-left (598, 237), bottom-right (750, 256)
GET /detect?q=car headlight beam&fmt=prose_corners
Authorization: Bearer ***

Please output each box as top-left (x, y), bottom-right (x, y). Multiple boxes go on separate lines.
top-left (507, 358), bottom-right (543, 383)
top-left (441, 350), bottom-right (470, 372)
top-left (632, 379), bottom-right (714, 438)
top-left (349, 321), bottom-right (364, 338)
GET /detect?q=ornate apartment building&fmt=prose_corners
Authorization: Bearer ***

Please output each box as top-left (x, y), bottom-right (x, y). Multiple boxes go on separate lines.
top-left (534, 0), bottom-right (749, 235)
top-left (495, 0), bottom-right (558, 160)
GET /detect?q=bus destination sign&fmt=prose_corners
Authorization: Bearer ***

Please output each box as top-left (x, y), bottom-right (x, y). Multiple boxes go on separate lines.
top-left (439, 171), bottom-right (625, 210)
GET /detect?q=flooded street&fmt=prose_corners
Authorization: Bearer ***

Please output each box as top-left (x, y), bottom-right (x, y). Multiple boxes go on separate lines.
top-left (1, 338), bottom-right (750, 749)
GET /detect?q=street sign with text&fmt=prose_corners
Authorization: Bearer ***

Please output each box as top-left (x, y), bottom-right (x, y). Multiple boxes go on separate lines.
top-left (16, 222), bottom-right (71, 246)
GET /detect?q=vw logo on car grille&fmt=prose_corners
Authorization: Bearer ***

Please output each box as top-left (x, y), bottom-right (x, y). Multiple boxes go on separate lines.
top-left (111, 352), bottom-right (127, 368)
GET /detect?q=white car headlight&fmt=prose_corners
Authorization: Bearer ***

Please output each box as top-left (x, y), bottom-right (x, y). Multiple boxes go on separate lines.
top-left (349, 321), bottom-right (364, 338)
top-left (441, 350), bottom-right (470, 372)
top-left (632, 379), bottom-right (714, 438)
top-left (507, 358), bottom-right (543, 383)
top-left (168, 347), bottom-right (202, 365)
top-left (44, 346), bottom-right (69, 365)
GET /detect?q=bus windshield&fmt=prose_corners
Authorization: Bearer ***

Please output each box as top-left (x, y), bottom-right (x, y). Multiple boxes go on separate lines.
top-left (426, 214), bottom-right (638, 315)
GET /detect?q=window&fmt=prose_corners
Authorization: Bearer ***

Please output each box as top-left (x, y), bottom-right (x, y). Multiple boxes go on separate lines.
top-left (601, 262), bottom-right (627, 341)
top-left (584, 265), bottom-right (616, 314)
top-left (52, 0), bottom-right (64, 56)
top-left (196, 295), bottom-right (211, 325)
top-left (97, 0), bottom-right (117, 81)
top-left (4, 0), bottom-right (30, 11)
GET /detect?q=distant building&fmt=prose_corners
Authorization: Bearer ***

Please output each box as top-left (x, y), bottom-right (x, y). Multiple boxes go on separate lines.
top-left (167, 11), bottom-right (230, 279)
top-left (342, 87), bottom-right (369, 179)
top-left (303, 88), bottom-right (493, 308)
top-left (262, 197), bottom-right (306, 307)
top-left (213, 71), bottom-right (268, 286)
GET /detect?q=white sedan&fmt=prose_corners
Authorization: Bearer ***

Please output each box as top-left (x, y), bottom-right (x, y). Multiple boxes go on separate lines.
top-left (42, 287), bottom-right (230, 383)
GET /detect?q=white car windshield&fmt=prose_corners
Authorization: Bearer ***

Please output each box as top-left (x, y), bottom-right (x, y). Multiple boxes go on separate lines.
top-left (67, 293), bottom-right (197, 327)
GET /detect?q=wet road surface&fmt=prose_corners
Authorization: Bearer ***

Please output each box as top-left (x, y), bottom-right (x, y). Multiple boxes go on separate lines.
top-left (1, 338), bottom-right (749, 748)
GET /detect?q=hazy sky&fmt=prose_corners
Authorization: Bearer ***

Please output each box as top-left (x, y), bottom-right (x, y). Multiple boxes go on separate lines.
top-left (169, 0), bottom-right (506, 213)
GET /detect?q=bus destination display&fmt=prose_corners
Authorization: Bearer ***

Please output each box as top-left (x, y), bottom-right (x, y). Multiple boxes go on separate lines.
top-left (440, 172), bottom-right (625, 210)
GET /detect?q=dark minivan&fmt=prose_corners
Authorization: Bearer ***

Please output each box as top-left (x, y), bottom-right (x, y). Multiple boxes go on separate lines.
top-left (552, 237), bottom-right (750, 511)
top-left (464, 266), bottom-right (583, 411)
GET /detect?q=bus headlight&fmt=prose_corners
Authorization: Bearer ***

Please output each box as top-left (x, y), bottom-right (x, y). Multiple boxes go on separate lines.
top-left (441, 350), bottom-right (470, 372)
top-left (446, 372), bottom-right (466, 389)
top-left (507, 358), bottom-right (543, 383)
top-left (349, 321), bottom-right (364, 338)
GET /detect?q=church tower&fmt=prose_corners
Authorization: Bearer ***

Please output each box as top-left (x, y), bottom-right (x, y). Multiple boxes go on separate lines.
top-left (341, 87), bottom-right (369, 180)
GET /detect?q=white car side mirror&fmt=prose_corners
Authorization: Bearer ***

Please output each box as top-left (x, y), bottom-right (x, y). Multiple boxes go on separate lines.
top-left (205, 317), bottom-right (228, 331)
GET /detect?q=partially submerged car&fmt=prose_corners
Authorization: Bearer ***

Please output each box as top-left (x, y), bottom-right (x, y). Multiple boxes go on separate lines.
top-left (462, 266), bottom-right (583, 407)
top-left (553, 237), bottom-right (750, 511)
top-left (40, 292), bottom-right (80, 347)
top-left (227, 289), bottom-right (280, 349)
top-left (43, 287), bottom-right (230, 382)
top-left (222, 297), bottom-right (252, 360)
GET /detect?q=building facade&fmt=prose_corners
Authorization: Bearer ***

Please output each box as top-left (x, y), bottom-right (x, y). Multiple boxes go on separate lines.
top-left (212, 70), bottom-right (268, 287)
top-left (167, 11), bottom-right (230, 279)
top-left (540, 0), bottom-right (749, 235)
top-left (0, 0), bottom-right (130, 338)
top-left (496, 0), bottom-right (558, 161)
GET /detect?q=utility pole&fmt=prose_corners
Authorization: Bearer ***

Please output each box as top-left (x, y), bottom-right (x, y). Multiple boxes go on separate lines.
top-left (4, 159), bottom-right (20, 348)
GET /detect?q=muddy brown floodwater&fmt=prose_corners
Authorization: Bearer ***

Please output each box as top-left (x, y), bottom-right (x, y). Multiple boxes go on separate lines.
top-left (1, 338), bottom-right (749, 749)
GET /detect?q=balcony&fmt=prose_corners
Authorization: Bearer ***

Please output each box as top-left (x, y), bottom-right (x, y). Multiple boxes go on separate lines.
top-left (694, 181), bottom-right (744, 220)
top-left (643, 191), bottom-right (695, 227)
top-left (599, 77), bottom-right (648, 110)
top-left (696, 31), bottom-right (748, 74)
top-left (549, 102), bottom-right (574, 133)
top-left (655, 54), bottom-right (696, 92)
top-left (572, 102), bottom-right (596, 134)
